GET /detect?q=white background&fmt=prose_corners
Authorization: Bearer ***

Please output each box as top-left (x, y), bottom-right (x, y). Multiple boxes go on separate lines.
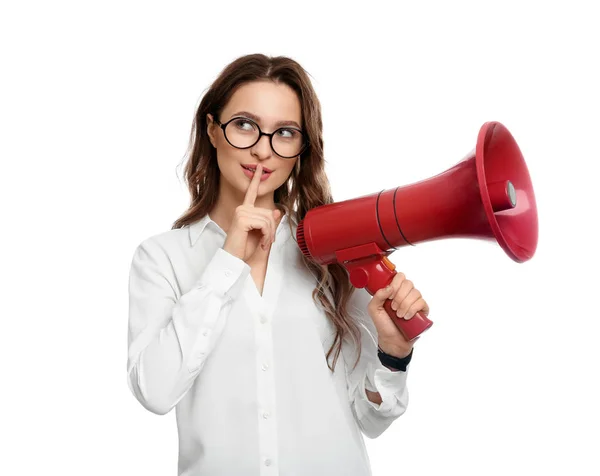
top-left (2, 1), bottom-right (598, 475)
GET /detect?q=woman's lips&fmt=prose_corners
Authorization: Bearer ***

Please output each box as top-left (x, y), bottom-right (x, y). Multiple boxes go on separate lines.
top-left (241, 165), bottom-right (272, 181)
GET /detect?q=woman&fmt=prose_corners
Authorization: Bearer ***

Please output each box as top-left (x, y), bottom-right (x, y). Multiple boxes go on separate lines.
top-left (127, 53), bottom-right (429, 475)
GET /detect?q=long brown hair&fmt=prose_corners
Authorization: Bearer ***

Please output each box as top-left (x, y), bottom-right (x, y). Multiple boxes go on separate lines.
top-left (172, 53), bottom-right (362, 372)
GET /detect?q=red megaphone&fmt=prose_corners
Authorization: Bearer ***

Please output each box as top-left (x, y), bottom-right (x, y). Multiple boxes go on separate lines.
top-left (296, 121), bottom-right (538, 341)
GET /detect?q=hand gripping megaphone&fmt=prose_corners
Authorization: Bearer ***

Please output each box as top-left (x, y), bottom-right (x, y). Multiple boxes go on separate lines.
top-left (296, 121), bottom-right (538, 341)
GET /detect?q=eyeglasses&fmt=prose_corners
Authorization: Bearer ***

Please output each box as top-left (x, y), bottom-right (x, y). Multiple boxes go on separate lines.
top-left (214, 115), bottom-right (308, 159)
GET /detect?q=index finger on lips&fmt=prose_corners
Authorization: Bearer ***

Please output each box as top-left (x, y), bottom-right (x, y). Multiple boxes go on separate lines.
top-left (243, 163), bottom-right (262, 206)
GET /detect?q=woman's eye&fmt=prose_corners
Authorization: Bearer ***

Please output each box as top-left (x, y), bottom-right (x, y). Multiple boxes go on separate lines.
top-left (233, 119), bottom-right (255, 131)
top-left (277, 128), bottom-right (296, 138)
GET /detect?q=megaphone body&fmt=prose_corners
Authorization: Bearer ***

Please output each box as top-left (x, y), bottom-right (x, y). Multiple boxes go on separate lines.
top-left (296, 122), bottom-right (538, 341)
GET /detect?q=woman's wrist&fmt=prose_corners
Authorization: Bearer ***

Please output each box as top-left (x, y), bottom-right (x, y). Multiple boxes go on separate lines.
top-left (378, 341), bottom-right (413, 359)
top-left (377, 346), bottom-right (414, 372)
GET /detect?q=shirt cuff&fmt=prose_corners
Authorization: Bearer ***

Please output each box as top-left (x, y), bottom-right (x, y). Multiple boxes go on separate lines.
top-left (363, 362), bottom-right (410, 412)
top-left (194, 247), bottom-right (251, 301)
top-left (373, 366), bottom-right (409, 396)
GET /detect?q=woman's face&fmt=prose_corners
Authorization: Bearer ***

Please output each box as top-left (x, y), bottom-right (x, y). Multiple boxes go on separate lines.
top-left (207, 80), bottom-right (302, 203)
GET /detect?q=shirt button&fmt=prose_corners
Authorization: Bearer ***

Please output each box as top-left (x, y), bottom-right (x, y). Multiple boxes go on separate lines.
top-left (260, 316), bottom-right (267, 324)
top-left (224, 270), bottom-right (231, 277)
top-left (202, 330), bottom-right (209, 336)
top-left (261, 363), bottom-right (269, 371)
top-left (262, 412), bottom-right (270, 419)
top-left (264, 459), bottom-right (272, 466)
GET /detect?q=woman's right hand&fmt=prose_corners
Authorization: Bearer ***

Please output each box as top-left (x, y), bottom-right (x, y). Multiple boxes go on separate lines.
top-left (222, 163), bottom-right (282, 262)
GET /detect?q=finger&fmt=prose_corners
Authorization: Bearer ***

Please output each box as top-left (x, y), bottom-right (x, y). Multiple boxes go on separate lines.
top-left (387, 273), bottom-right (406, 310)
top-left (265, 208), bottom-right (279, 244)
top-left (404, 298), bottom-right (428, 320)
top-left (396, 288), bottom-right (421, 318)
top-left (238, 211), bottom-right (271, 249)
top-left (243, 163), bottom-right (263, 206)
top-left (272, 209), bottom-right (281, 242)
top-left (252, 208), bottom-right (277, 245)
top-left (391, 272), bottom-right (406, 288)
top-left (270, 211), bottom-right (277, 244)
top-left (369, 284), bottom-right (396, 309)
top-left (390, 279), bottom-right (414, 312)
top-left (254, 214), bottom-right (273, 249)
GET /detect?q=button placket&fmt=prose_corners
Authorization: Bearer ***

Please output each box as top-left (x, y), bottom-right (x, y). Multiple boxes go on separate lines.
top-left (254, 309), bottom-right (279, 475)
top-left (246, 239), bottom-right (287, 475)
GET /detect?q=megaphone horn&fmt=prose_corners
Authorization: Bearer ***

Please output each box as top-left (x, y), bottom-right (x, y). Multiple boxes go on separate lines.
top-left (296, 121), bottom-right (538, 341)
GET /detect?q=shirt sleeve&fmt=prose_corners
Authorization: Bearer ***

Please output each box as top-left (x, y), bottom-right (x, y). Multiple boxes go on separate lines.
top-left (126, 239), bottom-right (251, 415)
top-left (342, 286), bottom-right (410, 439)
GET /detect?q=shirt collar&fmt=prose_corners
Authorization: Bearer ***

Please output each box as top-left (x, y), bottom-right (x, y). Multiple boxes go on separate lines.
top-left (188, 207), bottom-right (291, 247)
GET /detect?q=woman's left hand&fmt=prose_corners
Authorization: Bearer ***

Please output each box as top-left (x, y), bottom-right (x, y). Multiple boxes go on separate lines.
top-left (367, 271), bottom-right (429, 358)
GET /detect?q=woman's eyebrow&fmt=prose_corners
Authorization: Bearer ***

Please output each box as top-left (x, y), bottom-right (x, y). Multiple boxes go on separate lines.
top-left (230, 110), bottom-right (301, 129)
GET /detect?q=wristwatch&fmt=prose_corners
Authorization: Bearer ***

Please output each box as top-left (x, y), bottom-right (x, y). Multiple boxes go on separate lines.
top-left (377, 346), bottom-right (413, 372)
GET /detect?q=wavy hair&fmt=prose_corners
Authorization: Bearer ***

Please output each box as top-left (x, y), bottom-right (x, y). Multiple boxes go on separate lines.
top-left (172, 53), bottom-right (362, 372)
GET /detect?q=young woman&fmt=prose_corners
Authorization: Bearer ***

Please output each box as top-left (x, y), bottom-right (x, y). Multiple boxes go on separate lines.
top-left (127, 53), bottom-right (429, 475)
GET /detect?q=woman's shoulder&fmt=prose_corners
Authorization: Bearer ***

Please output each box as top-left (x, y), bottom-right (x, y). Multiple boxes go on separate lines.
top-left (130, 225), bottom-right (192, 260)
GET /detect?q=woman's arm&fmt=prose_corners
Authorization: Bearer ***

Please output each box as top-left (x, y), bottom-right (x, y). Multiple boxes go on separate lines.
top-left (342, 287), bottom-right (410, 439)
top-left (127, 239), bottom-right (250, 415)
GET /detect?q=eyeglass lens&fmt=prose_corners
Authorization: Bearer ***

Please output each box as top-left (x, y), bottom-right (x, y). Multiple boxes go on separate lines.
top-left (225, 118), bottom-right (304, 158)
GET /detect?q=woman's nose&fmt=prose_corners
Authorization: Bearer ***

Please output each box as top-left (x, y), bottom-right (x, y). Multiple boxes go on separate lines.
top-left (251, 134), bottom-right (273, 158)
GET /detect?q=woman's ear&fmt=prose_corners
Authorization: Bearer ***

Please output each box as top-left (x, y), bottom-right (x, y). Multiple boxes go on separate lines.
top-left (206, 113), bottom-right (216, 148)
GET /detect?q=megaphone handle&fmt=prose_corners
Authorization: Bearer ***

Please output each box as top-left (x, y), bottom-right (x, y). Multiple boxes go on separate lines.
top-left (382, 298), bottom-right (433, 342)
top-left (344, 252), bottom-right (434, 342)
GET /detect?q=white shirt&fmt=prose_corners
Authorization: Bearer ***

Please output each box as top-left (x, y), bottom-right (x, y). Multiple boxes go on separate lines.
top-left (127, 210), bottom-right (410, 475)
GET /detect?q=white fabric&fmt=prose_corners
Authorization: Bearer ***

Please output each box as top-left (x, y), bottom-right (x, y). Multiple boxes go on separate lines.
top-left (127, 210), bottom-right (410, 475)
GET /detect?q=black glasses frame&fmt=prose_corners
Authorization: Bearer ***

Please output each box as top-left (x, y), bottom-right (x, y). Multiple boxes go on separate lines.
top-left (213, 115), bottom-right (308, 159)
